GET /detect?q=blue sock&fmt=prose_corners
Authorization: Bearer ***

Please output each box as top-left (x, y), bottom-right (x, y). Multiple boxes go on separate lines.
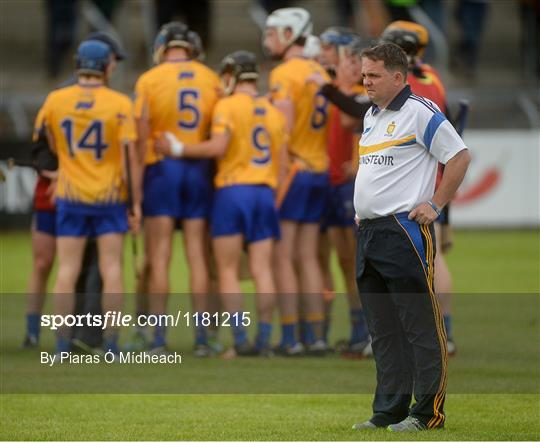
top-left (103, 339), bottom-right (120, 354)
top-left (304, 322), bottom-right (316, 345)
top-left (299, 320), bottom-right (307, 344)
top-left (103, 330), bottom-right (120, 354)
top-left (194, 313), bottom-right (207, 346)
top-left (152, 324), bottom-right (167, 348)
top-left (280, 323), bottom-right (296, 347)
top-left (255, 322), bottom-right (272, 350)
top-left (323, 317), bottom-right (330, 343)
top-left (27, 313), bottom-right (40, 338)
top-left (55, 336), bottom-right (71, 354)
top-left (232, 312), bottom-right (248, 346)
top-left (350, 309), bottom-right (369, 344)
top-left (443, 314), bottom-right (453, 339)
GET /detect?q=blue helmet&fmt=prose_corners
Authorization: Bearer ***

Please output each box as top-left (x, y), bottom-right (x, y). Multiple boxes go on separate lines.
top-left (320, 27), bottom-right (360, 48)
top-left (75, 40), bottom-right (111, 75)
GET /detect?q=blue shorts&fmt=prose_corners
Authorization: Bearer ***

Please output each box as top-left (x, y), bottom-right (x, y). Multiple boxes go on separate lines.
top-left (142, 158), bottom-right (213, 219)
top-left (211, 185), bottom-right (280, 243)
top-left (323, 181), bottom-right (355, 228)
top-left (280, 171), bottom-right (329, 223)
top-left (56, 200), bottom-right (128, 237)
top-left (34, 210), bottom-right (57, 236)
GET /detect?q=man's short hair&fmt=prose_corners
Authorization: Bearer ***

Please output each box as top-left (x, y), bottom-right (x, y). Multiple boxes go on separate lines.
top-left (361, 43), bottom-right (408, 79)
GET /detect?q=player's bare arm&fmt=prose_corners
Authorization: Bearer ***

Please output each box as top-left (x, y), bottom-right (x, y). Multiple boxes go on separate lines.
top-left (154, 131), bottom-right (230, 158)
top-left (124, 140), bottom-right (142, 234)
top-left (409, 149), bottom-right (471, 224)
top-left (273, 98), bottom-right (294, 134)
top-left (135, 105), bottom-right (150, 166)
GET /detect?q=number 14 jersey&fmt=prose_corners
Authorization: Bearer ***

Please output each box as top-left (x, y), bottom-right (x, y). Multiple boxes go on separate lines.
top-left (39, 84), bottom-right (136, 206)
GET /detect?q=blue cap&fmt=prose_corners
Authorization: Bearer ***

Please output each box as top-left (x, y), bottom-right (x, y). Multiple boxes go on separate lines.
top-left (85, 31), bottom-right (127, 60)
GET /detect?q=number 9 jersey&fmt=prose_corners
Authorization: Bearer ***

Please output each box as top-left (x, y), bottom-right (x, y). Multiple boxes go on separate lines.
top-left (40, 84), bottom-right (136, 206)
top-left (211, 93), bottom-right (288, 189)
top-left (269, 58), bottom-right (331, 173)
top-left (134, 59), bottom-right (222, 166)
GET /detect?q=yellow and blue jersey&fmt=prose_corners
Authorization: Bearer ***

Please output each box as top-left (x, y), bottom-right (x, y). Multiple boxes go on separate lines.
top-left (134, 59), bottom-right (221, 165)
top-left (269, 57), bottom-right (330, 172)
top-left (211, 93), bottom-right (288, 189)
top-left (40, 84), bottom-right (136, 206)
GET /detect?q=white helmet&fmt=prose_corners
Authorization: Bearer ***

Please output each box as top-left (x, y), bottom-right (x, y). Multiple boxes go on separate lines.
top-left (265, 7), bottom-right (313, 46)
top-left (303, 35), bottom-right (321, 59)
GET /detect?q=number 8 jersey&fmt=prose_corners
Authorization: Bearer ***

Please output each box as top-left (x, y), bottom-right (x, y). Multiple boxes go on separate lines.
top-left (40, 84), bottom-right (136, 206)
top-left (269, 57), bottom-right (331, 173)
top-left (134, 59), bottom-right (221, 166)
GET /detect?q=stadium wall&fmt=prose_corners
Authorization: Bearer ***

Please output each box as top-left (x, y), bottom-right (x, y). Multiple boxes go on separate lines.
top-left (1, 130), bottom-right (539, 229)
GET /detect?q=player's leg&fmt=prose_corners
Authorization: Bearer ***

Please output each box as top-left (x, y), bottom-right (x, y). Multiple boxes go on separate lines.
top-left (179, 160), bottom-right (213, 352)
top-left (317, 230), bottom-right (335, 345)
top-left (72, 239), bottom-right (103, 351)
top-left (434, 222), bottom-right (455, 354)
top-left (297, 222), bottom-right (326, 351)
top-left (210, 185), bottom-right (252, 353)
top-left (53, 235), bottom-right (87, 353)
top-left (96, 232), bottom-right (124, 353)
top-left (247, 185), bottom-right (280, 354)
top-left (24, 212), bottom-right (56, 347)
top-left (329, 225), bottom-right (370, 355)
top-left (124, 246), bottom-right (151, 352)
top-left (182, 218), bottom-right (210, 294)
top-left (213, 234), bottom-right (246, 350)
top-left (182, 218), bottom-right (211, 351)
top-left (144, 215), bottom-right (175, 350)
top-left (248, 238), bottom-right (276, 353)
top-left (274, 220), bottom-right (300, 351)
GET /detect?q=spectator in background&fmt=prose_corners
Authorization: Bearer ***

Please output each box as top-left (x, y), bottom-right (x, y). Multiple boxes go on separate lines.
top-left (46, 0), bottom-right (77, 78)
top-left (155, 0), bottom-right (211, 50)
top-left (519, 0), bottom-right (540, 80)
top-left (384, 0), bottom-right (417, 22)
top-left (454, 0), bottom-right (490, 77)
top-left (46, 0), bottom-right (122, 78)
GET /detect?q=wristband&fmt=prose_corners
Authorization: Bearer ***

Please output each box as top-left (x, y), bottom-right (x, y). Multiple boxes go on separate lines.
top-left (427, 200), bottom-right (441, 216)
top-left (165, 132), bottom-right (184, 156)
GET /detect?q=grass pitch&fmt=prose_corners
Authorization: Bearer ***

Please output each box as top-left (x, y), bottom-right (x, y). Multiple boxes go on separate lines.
top-left (1, 229), bottom-right (539, 440)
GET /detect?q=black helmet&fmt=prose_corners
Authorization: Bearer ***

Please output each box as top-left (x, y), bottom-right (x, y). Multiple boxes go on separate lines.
top-left (187, 30), bottom-right (204, 61)
top-left (220, 50), bottom-right (258, 82)
top-left (380, 28), bottom-right (420, 57)
top-left (85, 31), bottom-right (127, 60)
top-left (153, 21), bottom-right (192, 63)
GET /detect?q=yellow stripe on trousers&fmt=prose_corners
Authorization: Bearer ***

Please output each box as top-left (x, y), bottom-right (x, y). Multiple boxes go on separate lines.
top-left (421, 224), bottom-right (448, 428)
top-left (392, 217), bottom-right (447, 428)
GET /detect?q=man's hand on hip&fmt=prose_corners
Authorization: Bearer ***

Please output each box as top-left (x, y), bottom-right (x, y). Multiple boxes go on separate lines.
top-left (408, 202), bottom-right (439, 225)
